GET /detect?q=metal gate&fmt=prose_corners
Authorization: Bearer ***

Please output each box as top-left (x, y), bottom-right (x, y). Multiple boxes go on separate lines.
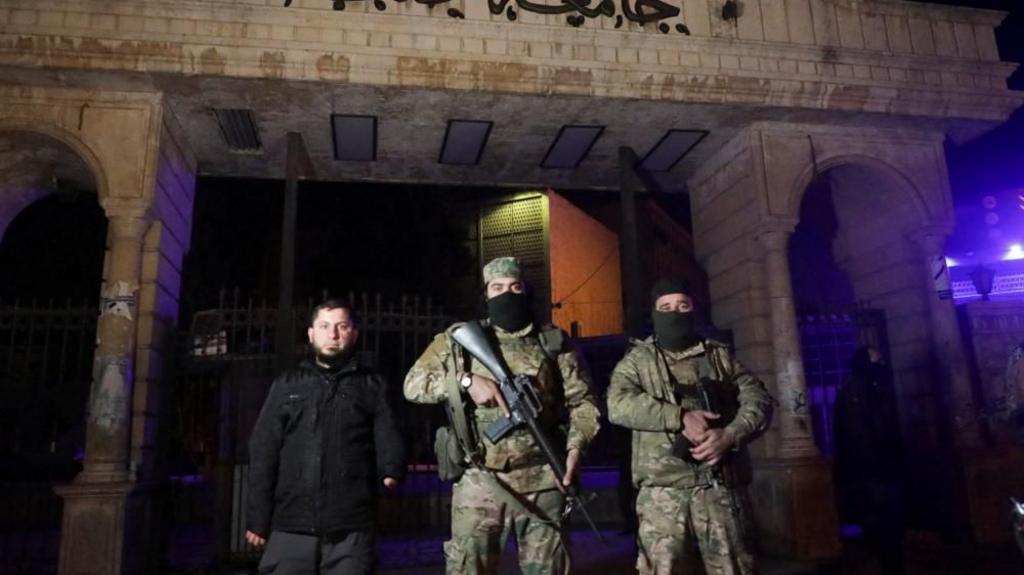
top-left (0, 298), bottom-right (96, 574)
top-left (798, 307), bottom-right (890, 455)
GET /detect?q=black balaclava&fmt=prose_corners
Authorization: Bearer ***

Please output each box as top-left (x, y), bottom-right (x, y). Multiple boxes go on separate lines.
top-left (652, 310), bottom-right (698, 351)
top-left (650, 277), bottom-right (699, 351)
top-left (488, 291), bottom-right (533, 332)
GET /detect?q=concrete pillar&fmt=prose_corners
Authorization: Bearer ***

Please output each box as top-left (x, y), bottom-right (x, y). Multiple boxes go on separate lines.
top-left (908, 228), bottom-right (982, 449)
top-left (756, 227), bottom-right (819, 459)
top-left (55, 209), bottom-right (152, 575)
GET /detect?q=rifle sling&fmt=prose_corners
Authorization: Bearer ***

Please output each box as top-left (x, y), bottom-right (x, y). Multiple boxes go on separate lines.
top-left (446, 344), bottom-right (480, 465)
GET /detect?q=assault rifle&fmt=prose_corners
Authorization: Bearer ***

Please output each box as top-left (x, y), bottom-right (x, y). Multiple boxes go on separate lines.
top-left (451, 321), bottom-right (602, 539)
top-left (673, 375), bottom-right (735, 488)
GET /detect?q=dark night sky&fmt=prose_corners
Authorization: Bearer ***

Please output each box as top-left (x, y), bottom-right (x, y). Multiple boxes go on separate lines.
top-left (934, 0), bottom-right (1024, 258)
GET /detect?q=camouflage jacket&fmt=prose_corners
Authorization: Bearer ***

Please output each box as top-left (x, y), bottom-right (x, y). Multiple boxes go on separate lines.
top-left (607, 337), bottom-right (772, 489)
top-left (404, 321), bottom-right (601, 492)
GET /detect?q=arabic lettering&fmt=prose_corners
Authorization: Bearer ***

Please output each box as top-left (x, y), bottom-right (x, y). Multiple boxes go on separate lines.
top-left (299, 0), bottom-right (690, 33)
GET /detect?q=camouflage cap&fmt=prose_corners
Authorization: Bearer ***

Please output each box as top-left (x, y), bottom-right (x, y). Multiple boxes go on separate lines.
top-left (482, 257), bottom-right (522, 285)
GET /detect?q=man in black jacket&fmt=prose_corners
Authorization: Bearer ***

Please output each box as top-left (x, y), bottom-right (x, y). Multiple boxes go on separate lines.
top-left (245, 299), bottom-right (405, 574)
top-left (833, 346), bottom-right (905, 575)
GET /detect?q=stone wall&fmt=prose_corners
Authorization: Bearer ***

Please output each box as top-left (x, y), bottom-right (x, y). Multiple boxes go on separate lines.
top-left (133, 109), bottom-right (197, 479)
top-left (963, 300), bottom-right (1024, 424)
top-left (0, 0), bottom-right (1016, 121)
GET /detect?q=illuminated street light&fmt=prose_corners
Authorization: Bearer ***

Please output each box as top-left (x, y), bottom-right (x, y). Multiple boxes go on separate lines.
top-left (1005, 244), bottom-right (1024, 261)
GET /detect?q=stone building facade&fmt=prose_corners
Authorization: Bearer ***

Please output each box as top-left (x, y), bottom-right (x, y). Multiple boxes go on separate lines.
top-left (0, 0), bottom-right (1020, 572)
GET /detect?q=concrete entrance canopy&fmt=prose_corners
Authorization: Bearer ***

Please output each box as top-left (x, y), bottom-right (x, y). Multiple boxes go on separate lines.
top-left (0, 0), bottom-right (1019, 190)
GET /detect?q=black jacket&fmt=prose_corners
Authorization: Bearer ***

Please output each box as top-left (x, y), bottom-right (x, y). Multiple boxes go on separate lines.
top-left (246, 357), bottom-right (406, 537)
top-left (833, 352), bottom-right (904, 486)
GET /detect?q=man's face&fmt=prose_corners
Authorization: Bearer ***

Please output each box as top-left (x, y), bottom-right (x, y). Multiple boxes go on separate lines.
top-left (486, 277), bottom-right (525, 300)
top-left (654, 293), bottom-right (694, 314)
top-left (307, 307), bottom-right (359, 357)
top-left (868, 348), bottom-right (884, 364)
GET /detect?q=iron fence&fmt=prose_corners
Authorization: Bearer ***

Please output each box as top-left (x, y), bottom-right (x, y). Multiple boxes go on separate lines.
top-left (798, 307), bottom-right (889, 455)
top-left (0, 298), bottom-right (94, 574)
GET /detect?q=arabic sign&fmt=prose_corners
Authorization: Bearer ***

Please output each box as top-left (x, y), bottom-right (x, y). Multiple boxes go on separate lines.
top-left (285, 0), bottom-right (691, 34)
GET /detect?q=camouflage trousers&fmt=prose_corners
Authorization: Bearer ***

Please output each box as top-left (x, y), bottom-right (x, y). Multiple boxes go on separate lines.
top-left (635, 485), bottom-right (755, 575)
top-left (444, 468), bottom-right (569, 575)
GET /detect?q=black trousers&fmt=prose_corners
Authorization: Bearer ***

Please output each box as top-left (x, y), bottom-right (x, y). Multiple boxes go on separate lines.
top-left (257, 530), bottom-right (375, 575)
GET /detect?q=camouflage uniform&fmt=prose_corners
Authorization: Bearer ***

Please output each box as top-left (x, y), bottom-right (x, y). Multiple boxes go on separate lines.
top-left (607, 337), bottom-right (772, 575)
top-left (404, 320), bottom-right (601, 575)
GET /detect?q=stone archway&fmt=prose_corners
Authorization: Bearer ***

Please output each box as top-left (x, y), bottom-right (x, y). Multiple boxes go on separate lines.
top-left (790, 158), bottom-right (944, 441)
top-left (0, 86), bottom-right (198, 575)
top-left (0, 129), bottom-right (107, 468)
top-left (687, 122), bottom-right (967, 558)
top-left (0, 129), bottom-right (101, 243)
top-left (788, 157), bottom-right (962, 534)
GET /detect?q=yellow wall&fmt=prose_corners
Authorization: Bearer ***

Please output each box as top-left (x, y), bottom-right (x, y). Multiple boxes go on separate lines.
top-left (548, 190), bottom-right (622, 337)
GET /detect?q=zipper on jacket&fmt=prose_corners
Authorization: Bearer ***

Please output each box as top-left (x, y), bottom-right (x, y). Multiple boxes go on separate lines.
top-left (312, 369), bottom-right (337, 535)
top-left (312, 372), bottom-right (326, 535)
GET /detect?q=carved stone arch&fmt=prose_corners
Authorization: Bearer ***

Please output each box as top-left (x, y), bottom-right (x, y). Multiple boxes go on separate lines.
top-left (0, 119), bottom-right (109, 198)
top-left (786, 152), bottom-right (938, 230)
top-left (0, 121), bottom-right (109, 242)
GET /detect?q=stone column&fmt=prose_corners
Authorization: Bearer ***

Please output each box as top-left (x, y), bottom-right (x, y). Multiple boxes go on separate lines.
top-left (756, 228), bottom-right (818, 459)
top-left (748, 226), bottom-right (838, 559)
top-left (909, 228), bottom-right (982, 449)
top-left (82, 212), bottom-right (149, 482)
top-left (56, 210), bottom-right (151, 575)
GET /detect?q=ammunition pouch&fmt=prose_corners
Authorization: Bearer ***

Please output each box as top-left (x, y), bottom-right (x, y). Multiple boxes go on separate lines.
top-left (434, 425), bottom-right (469, 482)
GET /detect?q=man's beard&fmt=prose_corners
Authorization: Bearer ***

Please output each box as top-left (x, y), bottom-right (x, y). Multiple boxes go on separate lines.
top-left (314, 344), bottom-right (354, 368)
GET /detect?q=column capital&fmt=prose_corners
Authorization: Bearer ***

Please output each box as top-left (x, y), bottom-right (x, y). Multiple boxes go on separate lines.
top-left (755, 222), bottom-right (797, 252)
top-left (105, 214), bottom-right (150, 241)
top-left (100, 197), bottom-right (149, 218)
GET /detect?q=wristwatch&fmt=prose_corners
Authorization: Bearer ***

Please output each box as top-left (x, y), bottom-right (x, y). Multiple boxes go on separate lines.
top-left (459, 372), bottom-right (474, 391)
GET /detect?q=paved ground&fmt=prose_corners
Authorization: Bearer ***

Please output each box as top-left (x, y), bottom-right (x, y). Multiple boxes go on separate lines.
top-left (372, 528), bottom-right (1023, 575)
top-left (160, 527), bottom-right (1022, 574)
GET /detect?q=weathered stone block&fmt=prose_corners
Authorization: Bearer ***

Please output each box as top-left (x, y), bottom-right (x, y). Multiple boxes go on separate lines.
top-left (10, 8), bottom-right (35, 26)
top-left (295, 25), bottom-right (320, 43)
top-left (761, 0), bottom-right (789, 42)
top-left (958, 447), bottom-right (1024, 543)
top-left (749, 457), bottom-right (840, 559)
top-left (785, 0), bottom-right (814, 45)
top-left (485, 38), bottom-right (507, 55)
top-left (439, 36), bottom-right (461, 53)
top-left (345, 29), bottom-right (368, 46)
top-left (908, 17), bottom-right (935, 55)
top-left (413, 35), bottom-right (436, 51)
top-left (390, 33), bottom-right (413, 49)
top-left (89, 13), bottom-right (116, 31)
